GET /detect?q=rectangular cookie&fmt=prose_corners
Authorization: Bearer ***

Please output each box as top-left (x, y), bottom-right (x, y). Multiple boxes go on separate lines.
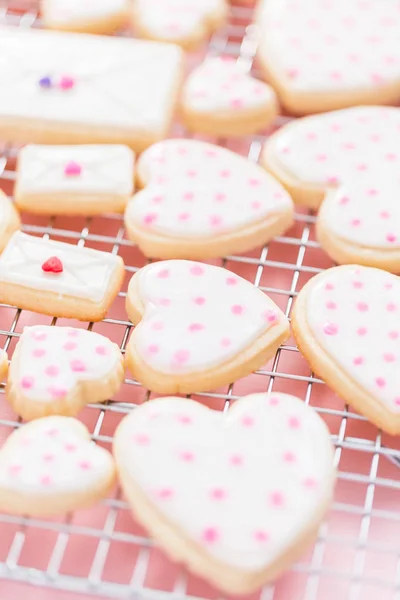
top-left (0, 27), bottom-right (183, 152)
top-left (0, 232), bottom-right (124, 321)
top-left (15, 144), bottom-right (134, 215)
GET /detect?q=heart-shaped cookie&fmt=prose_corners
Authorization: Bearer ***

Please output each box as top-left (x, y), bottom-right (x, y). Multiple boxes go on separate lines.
top-left (124, 139), bottom-right (293, 259)
top-left (114, 393), bottom-right (335, 593)
top-left (0, 191), bottom-right (20, 253)
top-left (263, 106), bottom-right (400, 271)
top-left (256, 0), bottom-right (400, 114)
top-left (0, 416), bottom-right (115, 515)
top-left (131, 0), bottom-right (227, 50)
top-left (125, 260), bottom-right (290, 393)
top-left (293, 265), bottom-right (400, 434)
top-left (181, 57), bottom-right (279, 136)
top-left (6, 326), bottom-right (124, 421)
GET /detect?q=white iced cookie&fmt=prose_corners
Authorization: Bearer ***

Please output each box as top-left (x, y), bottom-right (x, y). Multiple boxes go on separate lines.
top-left (6, 326), bottom-right (124, 421)
top-left (0, 416), bottom-right (115, 516)
top-left (293, 265), bottom-right (400, 434)
top-left (0, 350), bottom-right (8, 382)
top-left (256, 0), bottom-right (400, 114)
top-left (181, 57), bottom-right (279, 136)
top-left (15, 145), bottom-right (135, 215)
top-left (114, 394), bottom-right (335, 594)
top-left (41, 0), bottom-right (129, 35)
top-left (0, 27), bottom-right (183, 152)
top-left (263, 106), bottom-right (400, 271)
top-left (125, 139), bottom-right (293, 259)
top-left (0, 191), bottom-right (20, 254)
top-left (0, 232), bottom-right (124, 321)
top-left (125, 261), bottom-right (290, 394)
top-left (131, 0), bottom-right (227, 50)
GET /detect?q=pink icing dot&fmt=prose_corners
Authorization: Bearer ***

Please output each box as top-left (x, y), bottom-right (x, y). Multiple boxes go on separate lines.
top-left (304, 477), bottom-right (317, 489)
top-left (177, 146), bottom-right (187, 155)
top-left (173, 349), bottom-right (190, 365)
top-left (151, 321), bottom-right (164, 331)
top-left (288, 416), bottom-right (300, 429)
top-left (180, 451), bottom-right (194, 462)
top-left (376, 377), bottom-right (386, 388)
top-left (264, 309), bottom-right (278, 323)
top-left (394, 398), bottom-right (400, 407)
top-left (152, 195), bottom-right (163, 204)
top-left (221, 337), bottom-right (231, 347)
top-left (269, 396), bottom-right (280, 406)
top-left (339, 196), bottom-right (350, 205)
top-left (357, 327), bottom-right (368, 336)
top-left (249, 178), bottom-right (261, 187)
top-left (383, 353), bottom-right (396, 363)
top-left (178, 212), bottom-right (190, 221)
top-left (79, 460), bottom-right (91, 470)
top-left (133, 433), bottom-right (150, 445)
top-left (254, 531), bottom-right (269, 543)
top-left (70, 360), bottom-right (86, 373)
top-left (45, 365), bottom-right (59, 377)
top-left (43, 453), bottom-right (54, 462)
top-left (148, 344), bottom-right (159, 355)
top-left (202, 527), bottom-right (219, 544)
top-left (230, 454), bottom-right (243, 466)
top-left (210, 215), bottom-right (223, 227)
top-left (159, 298), bottom-right (170, 307)
top-left (386, 233), bottom-right (397, 243)
top-left (205, 149), bottom-right (217, 157)
top-left (183, 192), bottom-right (194, 201)
top-left (226, 276), bottom-right (238, 286)
top-left (46, 427), bottom-right (59, 436)
top-left (67, 330), bottom-right (79, 337)
top-left (40, 475), bottom-right (52, 486)
top-left (316, 153), bottom-right (327, 162)
top-left (95, 345), bottom-right (108, 356)
top-left (353, 280), bottom-right (364, 289)
top-left (356, 164), bottom-right (368, 172)
top-left (157, 268), bottom-right (170, 279)
top-left (251, 201), bottom-right (262, 210)
top-left (384, 283), bottom-right (393, 290)
top-left (326, 301), bottom-right (337, 310)
top-left (215, 192), bottom-right (226, 202)
top-left (323, 322), bottom-right (338, 336)
top-left (194, 296), bottom-right (206, 306)
top-left (325, 283), bottom-right (335, 291)
top-left (351, 218), bottom-right (361, 227)
top-left (353, 356), bottom-right (364, 366)
top-left (156, 488), bottom-right (174, 500)
top-left (357, 302), bottom-right (369, 312)
top-left (143, 213), bottom-right (157, 226)
top-left (389, 331), bottom-right (399, 340)
top-left (367, 188), bottom-right (378, 196)
top-left (210, 488), bottom-right (226, 500)
top-left (63, 341), bottom-right (77, 351)
top-left (283, 451), bottom-right (296, 463)
top-left (220, 170), bottom-right (231, 178)
top-left (48, 386), bottom-right (67, 399)
top-left (32, 331), bottom-right (47, 341)
top-left (65, 443), bottom-right (77, 452)
top-left (241, 416), bottom-right (254, 428)
top-left (231, 304), bottom-right (244, 316)
top-left (190, 265), bottom-right (204, 276)
top-left (327, 175), bottom-right (339, 184)
top-left (8, 465), bottom-right (22, 476)
top-left (177, 415), bottom-right (192, 425)
top-left (287, 68), bottom-right (299, 79)
top-left (186, 170), bottom-right (197, 178)
top-left (269, 491), bottom-right (285, 507)
top-left (387, 303), bottom-right (397, 312)
top-left (33, 348), bottom-right (46, 358)
top-left (188, 323), bottom-right (204, 332)
top-left (231, 98), bottom-right (243, 109)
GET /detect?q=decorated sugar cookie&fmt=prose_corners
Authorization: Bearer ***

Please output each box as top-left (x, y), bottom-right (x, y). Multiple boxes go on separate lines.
top-left (256, 0), bottom-right (400, 114)
top-left (181, 57), bottom-right (278, 136)
top-left (125, 261), bottom-right (290, 393)
top-left (0, 232), bottom-right (124, 321)
top-left (6, 326), bottom-right (124, 421)
top-left (114, 394), bottom-right (335, 593)
top-left (0, 191), bottom-right (20, 254)
top-left (293, 265), bottom-right (400, 434)
top-left (41, 0), bottom-right (129, 34)
top-left (0, 416), bottom-right (115, 515)
top-left (131, 0), bottom-right (227, 50)
top-left (263, 106), bottom-right (400, 271)
top-left (0, 350), bottom-right (8, 382)
top-left (125, 139), bottom-right (293, 259)
top-left (15, 145), bottom-right (135, 215)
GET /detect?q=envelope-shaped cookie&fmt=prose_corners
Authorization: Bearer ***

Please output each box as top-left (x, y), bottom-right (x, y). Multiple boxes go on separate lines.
top-left (0, 232), bottom-right (124, 321)
top-left (41, 0), bottom-right (129, 34)
top-left (0, 27), bottom-right (183, 152)
top-left (15, 144), bottom-right (135, 215)
top-left (256, 0), bottom-right (400, 114)
top-left (0, 191), bottom-right (20, 253)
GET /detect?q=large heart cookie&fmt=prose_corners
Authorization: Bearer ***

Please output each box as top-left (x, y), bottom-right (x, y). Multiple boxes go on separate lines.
top-left (0, 416), bottom-right (115, 515)
top-left (0, 191), bottom-right (20, 253)
top-left (125, 260), bottom-right (290, 393)
top-left (293, 265), bottom-right (400, 434)
top-left (114, 393), bottom-right (335, 593)
top-left (124, 139), bottom-right (293, 259)
top-left (181, 57), bottom-right (279, 136)
top-left (263, 106), bottom-right (400, 271)
top-left (256, 0), bottom-right (400, 114)
top-left (7, 326), bottom-right (124, 421)
top-left (131, 0), bottom-right (227, 50)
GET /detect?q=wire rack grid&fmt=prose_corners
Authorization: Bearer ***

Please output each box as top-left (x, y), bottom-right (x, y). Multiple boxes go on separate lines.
top-left (1, 2), bottom-right (400, 600)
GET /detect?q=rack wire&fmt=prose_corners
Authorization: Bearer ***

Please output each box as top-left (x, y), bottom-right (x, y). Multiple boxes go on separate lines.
top-left (0, 2), bottom-right (400, 600)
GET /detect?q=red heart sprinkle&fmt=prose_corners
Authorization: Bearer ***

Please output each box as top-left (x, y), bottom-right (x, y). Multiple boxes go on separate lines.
top-left (42, 257), bottom-right (63, 274)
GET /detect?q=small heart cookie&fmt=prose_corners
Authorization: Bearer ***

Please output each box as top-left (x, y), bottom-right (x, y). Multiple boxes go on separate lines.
top-left (293, 265), bottom-right (400, 434)
top-left (0, 191), bottom-right (20, 253)
top-left (0, 349), bottom-right (8, 382)
top-left (114, 393), bottom-right (335, 594)
top-left (263, 106), bottom-right (400, 271)
top-left (125, 139), bottom-right (293, 259)
top-left (256, 0), bottom-right (400, 114)
top-left (131, 0), bottom-right (227, 50)
top-left (6, 326), bottom-right (124, 421)
top-left (125, 260), bottom-right (290, 393)
top-left (0, 416), bottom-right (115, 515)
top-left (181, 57), bottom-right (279, 136)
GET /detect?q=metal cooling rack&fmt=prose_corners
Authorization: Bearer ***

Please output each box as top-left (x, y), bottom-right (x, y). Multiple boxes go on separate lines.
top-left (1, 2), bottom-right (400, 600)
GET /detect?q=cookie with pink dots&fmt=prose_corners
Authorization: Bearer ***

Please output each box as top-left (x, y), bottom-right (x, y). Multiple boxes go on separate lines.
top-left (6, 326), bottom-right (124, 421)
top-left (0, 416), bottom-right (115, 515)
top-left (293, 265), bottom-right (400, 434)
top-left (181, 57), bottom-right (279, 136)
top-left (131, 0), bottom-right (227, 50)
top-left (263, 106), bottom-right (400, 271)
top-left (256, 0), bottom-right (400, 114)
top-left (125, 139), bottom-right (293, 259)
top-left (0, 191), bottom-right (20, 254)
top-left (41, 0), bottom-right (129, 35)
top-left (0, 350), bottom-right (8, 382)
top-left (125, 260), bottom-right (290, 394)
top-left (114, 393), bottom-right (335, 593)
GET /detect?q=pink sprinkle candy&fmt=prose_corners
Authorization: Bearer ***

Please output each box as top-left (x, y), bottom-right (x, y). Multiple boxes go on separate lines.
top-left (389, 331), bottom-right (399, 340)
top-left (251, 201), bottom-right (262, 210)
top-left (178, 212), bottom-right (190, 221)
top-left (351, 218), bottom-right (361, 227)
top-left (248, 178), bottom-right (261, 187)
top-left (387, 233), bottom-right (397, 243)
top-left (157, 269), bottom-right (170, 279)
top-left (134, 434), bottom-right (150, 445)
top-left (174, 349), bottom-right (190, 364)
top-left (325, 283), bottom-right (335, 291)
top-left (269, 396), bottom-right (280, 406)
top-left (65, 443), bottom-right (77, 452)
top-left (384, 353), bottom-right (396, 363)
top-left (357, 302), bottom-right (369, 312)
top-left (8, 465), bottom-right (22, 476)
top-left (48, 387), bottom-right (67, 399)
top-left (190, 265), bottom-right (204, 276)
top-left (376, 377), bottom-right (386, 388)
top-left (183, 191), bottom-right (194, 201)
top-left (45, 365), bottom-right (59, 377)
top-left (143, 213), bottom-right (157, 226)
top-left (41, 475), bottom-right (52, 486)
top-left (156, 488), bottom-right (173, 500)
top-left (226, 277), bottom-right (238, 286)
top-left (357, 327), bottom-right (367, 336)
top-left (353, 280), bottom-right (364, 289)
top-left (178, 415), bottom-right (192, 425)
top-left (288, 416), bottom-right (300, 429)
top-left (202, 527), bottom-right (219, 544)
top-left (70, 359), bottom-right (86, 372)
top-left (221, 337), bottom-right (231, 347)
top-left (43, 453), bottom-right (54, 462)
top-left (353, 356), bottom-right (364, 365)
top-left (180, 451), bottom-right (194, 462)
top-left (269, 491), bottom-right (285, 507)
top-left (231, 304), bottom-right (244, 315)
top-left (59, 76), bottom-right (75, 90)
top-left (194, 296), bottom-right (206, 306)
top-left (152, 320), bottom-right (164, 330)
top-left (188, 323), bottom-right (204, 332)
top-left (63, 341), bottom-right (77, 351)
top-left (95, 345), bottom-right (108, 355)
top-left (230, 454), bottom-right (243, 466)
top-left (339, 196), bottom-right (350, 205)
top-left (21, 376), bottom-right (34, 390)
top-left (215, 192), bottom-right (226, 202)
top-left (304, 477), bottom-right (317, 489)
top-left (323, 322), bottom-right (338, 335)
top-left (64, 161), bottom-right (81, 176)
top-left (79, 461), bottom-right (91, 470)
top-left (283, 451), bottom-right (296, 462)
top-left (32, 331), bottom-right (47, 341)
top-left (241, 416), bottom-right (254, 427)
top-left (326, 301), bottom-right (337, 310)
top-left (148, 344), bottom-right (159, 355)
top-left (254, 531), bottom-right (269, 543)
top-left (33, 348), bottom-right (46, 358)
top-left (387, 303), bottom-right (397, 312)
top-left (210, 215), bottom-right (223, 227)
top-left (264, 309), bottom-right (277, 322)
top-left (210, 488), bottom-right (226, 500)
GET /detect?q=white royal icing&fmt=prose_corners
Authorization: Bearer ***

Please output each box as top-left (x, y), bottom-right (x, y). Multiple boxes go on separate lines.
top-left (133, 260), bottom-right (286, 374)
top-left (0, 417), bottom-right (114, 495)
top-left (15, 325), bottom-right (121, 402)
top-left (127, 139), bottom-right (292, 238)
top-left (0, 232), bottom-right (122, 302)
top-left (258, 0), bottom-right (400, 92)
top-left (134, 0), bottom-right (222, 39)
top-left (182, 57), bottom-right (275, 113)
top-left (306, 266), bottom-right (400, 410)
top-left (116, 394), bottom-right (334, 569)
top-left (0, 27), bottom-right (182, 135)
top-left (272, 106), bottom-right (400, 249)
top-left (43, 0), bottom-right (128, 25)
top-left (17, 145), bottom-right (134, 197)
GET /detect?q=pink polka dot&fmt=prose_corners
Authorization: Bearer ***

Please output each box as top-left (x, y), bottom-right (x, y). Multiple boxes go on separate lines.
top-left (183, 192), bottom-right (194, 201)
top-left (157, 269), bottom-right (169, 279)
top-left (287, 68), bottom-right (299, 80)
top-left (288, 416), bottom-right (300, 429)
top-left (221, 337), bottom-right (231, 347)
top-left (353, 356), bottom-right (364, 366)
top-left (32, 331), bottom-right (47, 341)
top-left (339, 196), bottom-right (350, 205)
top-left (173, 349), bottom-right (190, 365)
top-left (383, 353), bottom-right (396, 363)
top-left (356, 302), bottom-right (369, 312)
top-left (387, 303), bottom-right (397, 312)
top-left (190, 265), bottom-right (204, 276)
top-left (231, 98), bottom-right (243, 109)
top-left (202, 527), bottom-right (219, 544)
top-left (40, 475), bottom-right (52, 486)
top-left (43, 453), bottom-right (54, 462)
top-left (327, 175), bottom-right (339, 184)
top-left (376, 377), bottom-right (386, 388)
top-left (148, 344), bottom-right (159, 354)
top-left (133, 433), bottom-right (150, 445)
top-left (45, 365), bottom-right (59, 377)
top-left (143, 213), bottom-right (157, 226)
top-left (231, 304), bottom-right (244, 316)
top-left (304, 477), bottom-right (317, 489)
top-left (241, 416), bottom-right (254, 427)
top-left (46, 428), bottom-right (58, 436)
top-left (8, 464), bottom-right (22, 476)
top-left (326, 301), bottom-right (337, 310)
top-left (357, 327), bottom-right (368, 336)
top-left (343, 142), bottom-right (356, 150)
top-left (306, 132), bottom-right (317, 141)
top-left (194, 296), bottom-right (206, 306)
top-left (159, 298), bottom-right (170, 307)
top-left (325, 283), bottom-right (335, 291)
top-left (269, 396), bottom-right (280, 406)
top-left (251, 201), bottom-right (262, 210)
top-left (180, 451), bottom-right (194, 462)
top-left (230, 454), bottom-right (243, 466)
top-left (155, 488), bottom-right (174, 500)
top-left (269, 491), bottom-right (285, 507)
top-left (33, 348), bottom-right (46, 358)
top-left (188, 323), bottom-right (204, 333)
top-left (226, 276), bottom-right (238, 286)
top-left (389, 331), bottom-right (399, 340)
top-left (351, 218), bottom-right (361, 227)
top-left (214, 192), bottom-right (226, 202)
top-left (386, 233), bottom-right (397, 243)
top-left (79, 461), bottom-right (91, 470)
top-left (220, 169), bottom-right (231, 178)
top-left (205, 149), bottom-right (217, 158)
top-left (384, 283), bottom-right (393, 290)
top-left (248, 178), bottom-right (261, 187)
top-left (380, 211), bottom-right (390, 219)
top-left (48, 386), bottom-right (67, 399)
top-left (186, 170), bottom-right (197, 178)
top-left (177, 146), bottom-right (187, 155)
top-left (210, 488), bottom-right (226, 500)
top-left (367, 188), bottom-right (378, 196)
top-left (316, 153), bottom-right (327, 162)
top-left (178, 212), bottom-right (190, 221)
top-left (177, 415), bottom-right (192, 425)
top-left (356, 163), bottom-right (368, 172)
top-left (95, 345), bottom-right (108, 355)
top-left (210, 215), bottom-right (223, 227)
top-left (323, 322), bottom-right (338, 336)
top-left (65, 443), bottom-right (77, 452)
top-left (70, 360), bottom-right (86, 373)
top-left (151, 320), bottom-right (164, 331)
top-left (254, 531), bottom-right (270, 543)
top-left (67, 330), bottom-right (79, 337)
top-left (152, 195), bottom-right (163, 204)
top-left (394, 398), bottom-right (400, 407)
top-left (353, 280), bottom-right (364, 289)
top-left (283, 451), bottom-right (296, 463)
top-left (263, 309), bottom-right (278, 323)
top-left (63, 341), bottom-right (77, 351)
